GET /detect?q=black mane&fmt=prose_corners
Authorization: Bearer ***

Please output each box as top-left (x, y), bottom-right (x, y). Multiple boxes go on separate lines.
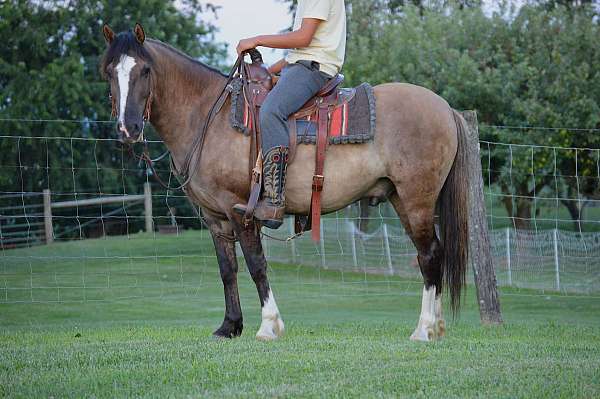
top-left (100, 30), bottom-right (154, 76)
top-left (100, 30), bottom-right (227, 79)
top-left (149, 40), bottom-right (227, 78)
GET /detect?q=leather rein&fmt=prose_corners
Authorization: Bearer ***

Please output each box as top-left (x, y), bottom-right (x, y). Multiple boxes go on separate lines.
top-left (115, 50), bottom-right (307, 243)
top-left (128, 53), bottom-right (248, 192)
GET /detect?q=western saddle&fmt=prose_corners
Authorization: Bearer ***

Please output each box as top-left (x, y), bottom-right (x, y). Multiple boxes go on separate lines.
top-left (240, 50), bottom-right (344, 241)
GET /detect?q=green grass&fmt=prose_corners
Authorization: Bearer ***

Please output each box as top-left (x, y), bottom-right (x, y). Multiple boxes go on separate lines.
top-left (1, 232), bottom-right (600, 398)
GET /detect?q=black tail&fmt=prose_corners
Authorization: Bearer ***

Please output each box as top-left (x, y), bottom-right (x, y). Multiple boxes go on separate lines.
top-left (439, 110), bottom-right (469, 315)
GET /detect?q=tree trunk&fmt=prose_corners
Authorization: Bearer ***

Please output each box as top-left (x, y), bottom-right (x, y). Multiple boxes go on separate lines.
top-left (514, 198), bottom-right (532, 230)
top-left (462, 110), bottom-right (503, 325)
top-left (500, 183), bottom-right (532, 230)
top-left (561, 199), bottom-right (582, 232)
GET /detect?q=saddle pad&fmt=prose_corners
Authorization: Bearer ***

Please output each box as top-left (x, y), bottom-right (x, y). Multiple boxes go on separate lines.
top-left (229, 79), bottom-right (376, 145)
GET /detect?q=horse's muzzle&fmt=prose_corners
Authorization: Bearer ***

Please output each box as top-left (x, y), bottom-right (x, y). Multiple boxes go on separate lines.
top-left (117, 121), bottom-right (144, 144)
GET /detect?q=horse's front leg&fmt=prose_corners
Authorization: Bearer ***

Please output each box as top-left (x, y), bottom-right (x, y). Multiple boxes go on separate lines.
top-left (233, 220), bottom-right (284, 341)
top-left (204, 214), bottom-right (243, 338)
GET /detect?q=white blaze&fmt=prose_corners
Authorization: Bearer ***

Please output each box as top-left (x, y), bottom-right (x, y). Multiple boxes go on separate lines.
top-left (115, 55), bottom-right (136, 124)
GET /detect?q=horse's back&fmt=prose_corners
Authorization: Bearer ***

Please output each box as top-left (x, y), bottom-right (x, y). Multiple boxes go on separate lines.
top-left (373, 82), bottom-right (458, 180)
top-left (374, 82), bottom-right (456, 138)
top-left (284, 82), bottom-right (458, 214)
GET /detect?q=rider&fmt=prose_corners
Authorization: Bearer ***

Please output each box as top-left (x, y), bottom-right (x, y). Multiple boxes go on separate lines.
top-left (233, 0), bottom-right (347, 229)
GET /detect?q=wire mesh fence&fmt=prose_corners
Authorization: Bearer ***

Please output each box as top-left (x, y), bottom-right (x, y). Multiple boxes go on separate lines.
top-left (265, 215), bottom-right (600, 294)
top-left (1, 119), bottom-right (599, 304)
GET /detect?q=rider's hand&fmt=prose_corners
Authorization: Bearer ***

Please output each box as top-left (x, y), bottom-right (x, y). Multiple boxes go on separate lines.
top-left (236, 37), bottom-right (258, 55)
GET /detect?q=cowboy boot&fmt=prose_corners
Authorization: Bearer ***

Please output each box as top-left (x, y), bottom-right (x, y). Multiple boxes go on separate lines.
top-left (233, 146), bottom-right (289, 229)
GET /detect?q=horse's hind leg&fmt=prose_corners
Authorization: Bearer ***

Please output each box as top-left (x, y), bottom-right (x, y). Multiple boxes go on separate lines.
top-left (234, 221), bottom-right (284, 341)
top-left (389, 191), bottom-right (445, 341)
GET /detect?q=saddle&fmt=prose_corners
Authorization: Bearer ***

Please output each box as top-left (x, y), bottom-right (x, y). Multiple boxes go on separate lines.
top-left (239, 50), bottom-right (357, 241)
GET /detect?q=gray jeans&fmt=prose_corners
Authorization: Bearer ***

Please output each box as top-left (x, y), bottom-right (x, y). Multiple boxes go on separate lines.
top-left (260, 61), bottom-right (330, 153)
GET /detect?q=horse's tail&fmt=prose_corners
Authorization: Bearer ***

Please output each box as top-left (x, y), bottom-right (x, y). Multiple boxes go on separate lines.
top-left (439, 109), bottom-right (470, 316)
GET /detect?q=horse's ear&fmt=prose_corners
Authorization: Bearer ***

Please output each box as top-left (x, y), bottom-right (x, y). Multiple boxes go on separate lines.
top-left (134, 23), bottom-right (145, 44)
top-left (103, 24), bottom-right (115, 44)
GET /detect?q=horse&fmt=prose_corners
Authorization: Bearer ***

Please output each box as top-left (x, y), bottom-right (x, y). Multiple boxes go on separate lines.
top-left (100, 23), bottom-right (469, 342)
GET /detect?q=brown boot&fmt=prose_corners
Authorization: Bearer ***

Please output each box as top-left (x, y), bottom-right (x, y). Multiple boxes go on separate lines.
top-left (233, 146), bottom-right (289, 229)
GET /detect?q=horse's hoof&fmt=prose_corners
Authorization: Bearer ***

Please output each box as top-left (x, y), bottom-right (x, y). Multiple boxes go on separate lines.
top-left (435, 319), bottom-right (446, 338)
top-left (213, 320), bottom-right (243, 339)
top-left (256, 316), bottom-right (285, 341)
top-left (410, 326), bottom-right (435, 342)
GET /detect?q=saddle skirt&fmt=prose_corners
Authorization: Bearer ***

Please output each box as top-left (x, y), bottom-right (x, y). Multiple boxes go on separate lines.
top-left (229, 77), bottom-right (376, 145)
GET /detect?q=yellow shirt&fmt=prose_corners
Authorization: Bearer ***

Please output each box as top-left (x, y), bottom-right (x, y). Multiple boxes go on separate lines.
top-left (285, 0), bottom-right (346, 77)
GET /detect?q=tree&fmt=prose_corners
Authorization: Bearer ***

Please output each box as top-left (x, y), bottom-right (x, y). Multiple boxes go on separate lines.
top-left (0, 0), bottom-right (226, 196)
top-left (0, 0), bottom-right (226, 236)
top-left (342, 0), bottom-right (600, 229)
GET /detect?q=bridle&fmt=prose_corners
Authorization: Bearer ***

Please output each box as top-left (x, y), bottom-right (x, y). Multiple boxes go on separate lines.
top-left (111, 52), bottom-right (250, 192)
top-left (109, 85), bottom-right (154, 144)
top-left (110, 49), bottom-right (303, 243)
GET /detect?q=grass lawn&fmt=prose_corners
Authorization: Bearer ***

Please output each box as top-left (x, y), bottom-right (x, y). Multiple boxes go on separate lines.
top-left (1, 232), bottom-right (600, 398)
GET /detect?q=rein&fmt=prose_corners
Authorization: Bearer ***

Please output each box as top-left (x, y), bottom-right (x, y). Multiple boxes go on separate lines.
top-left (116, 54), bottom-right (249, 242)
top-left (115, 53), bottom-right (245, 192)
top-left (158, 54), bottom-right (245, 191)
top-left (116, 50), bottom-right (305, 243)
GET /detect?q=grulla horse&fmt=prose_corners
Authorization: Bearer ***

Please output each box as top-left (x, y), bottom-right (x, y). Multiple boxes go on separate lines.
top-left (101, 24), bottom-right (468, 341)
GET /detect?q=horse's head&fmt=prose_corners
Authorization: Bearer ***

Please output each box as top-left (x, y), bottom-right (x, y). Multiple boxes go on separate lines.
top-left (101, 23), bottom-right (154, 144)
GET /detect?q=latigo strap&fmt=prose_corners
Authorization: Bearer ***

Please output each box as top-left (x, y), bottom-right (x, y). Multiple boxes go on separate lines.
top-left (309, 103), bottom-right (330, 242)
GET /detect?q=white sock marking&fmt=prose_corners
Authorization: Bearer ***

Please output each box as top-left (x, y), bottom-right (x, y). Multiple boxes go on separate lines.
top-left (115, 55), bottom-right (136, 124)
top-left (262, 289), bottom-right (280, 320)
top-left (435, 295), bottom-right (443, 321)
top-left (420, 285), bottom-right (436, 324)
top-left (411, 285), bottom-right (437, 341)
top-left (256, 289), bottom-right (284, 340)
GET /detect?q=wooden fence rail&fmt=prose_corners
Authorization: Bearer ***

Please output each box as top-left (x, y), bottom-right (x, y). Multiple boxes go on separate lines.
top-left (43, 182), bottom-right (153, 244)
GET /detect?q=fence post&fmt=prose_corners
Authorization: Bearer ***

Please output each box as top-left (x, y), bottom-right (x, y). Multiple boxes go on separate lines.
top-left (144, 182), bottom-right (153, 233)
top-left (319, 218), bottom-right (326, 269)
top-left (462, 110), bottom-right (503, 325)
top-left (505, 227), bottom-right (512, 286)
top-left (43, 189), bottom-right (54, 244)
top-left (553, 229), bottom-right (561, 291)
top-left (382, 224), bottom-right (393, 275)
top-left (289, 218), bottom-right (296, 261)
top-left (350, 222), bottom-right (358, 270)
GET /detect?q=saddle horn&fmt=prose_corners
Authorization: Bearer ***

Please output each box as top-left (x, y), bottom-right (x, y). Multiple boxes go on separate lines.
top-left (246, 49), bottom-right (263, 65)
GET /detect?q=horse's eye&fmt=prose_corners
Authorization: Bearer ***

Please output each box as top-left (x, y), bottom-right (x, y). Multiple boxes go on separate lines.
top-left (142, 67), bottom-right (150, 77)
top-left (105, 70), bottom-right (112, 79)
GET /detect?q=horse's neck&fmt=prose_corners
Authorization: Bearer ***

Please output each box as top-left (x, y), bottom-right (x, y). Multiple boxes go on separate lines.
top-left (148, 43), bottom-right (226, 164)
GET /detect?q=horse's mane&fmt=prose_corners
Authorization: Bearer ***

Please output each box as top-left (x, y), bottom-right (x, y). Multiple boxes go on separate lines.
top-left (146, 39), bottom-right (227, 78)
top-left (100, 30), bottom-right (226, 79)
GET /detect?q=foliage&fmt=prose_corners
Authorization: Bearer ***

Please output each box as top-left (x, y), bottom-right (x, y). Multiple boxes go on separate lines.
top-left (0, 0), bottom-right (226, 196)
top-left (342, 0), bottom-right (600, 228)
top-left (2, 0), bottom-right (599, 230)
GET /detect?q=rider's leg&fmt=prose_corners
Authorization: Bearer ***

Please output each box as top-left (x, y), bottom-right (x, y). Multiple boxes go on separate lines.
top-left (234, 61), bottom-right (330, 229)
